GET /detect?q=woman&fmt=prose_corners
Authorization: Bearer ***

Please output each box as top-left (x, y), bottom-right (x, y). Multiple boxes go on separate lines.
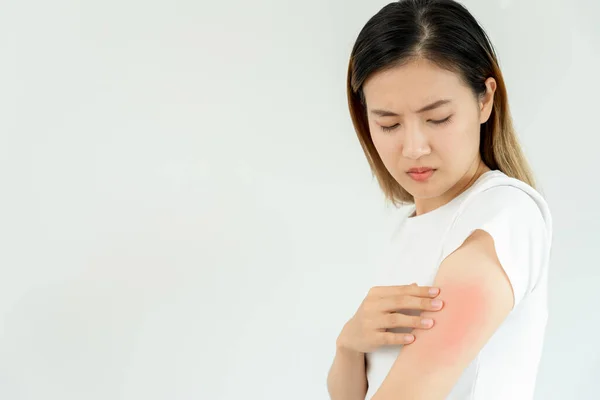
top-left (326, 1), bottom-right (553, 399)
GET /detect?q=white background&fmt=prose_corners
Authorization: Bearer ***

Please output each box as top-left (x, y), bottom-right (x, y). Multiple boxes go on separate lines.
top-left (1, 0), bottom-right (599, 399)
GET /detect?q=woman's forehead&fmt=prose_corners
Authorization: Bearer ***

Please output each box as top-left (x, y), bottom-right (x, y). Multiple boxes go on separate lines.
top-left (363, 63), bottom-right (469, 111)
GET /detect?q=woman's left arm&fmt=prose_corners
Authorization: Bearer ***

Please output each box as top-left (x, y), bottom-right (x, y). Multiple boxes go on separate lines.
top-left (371, 228), bottom-right (515, 400)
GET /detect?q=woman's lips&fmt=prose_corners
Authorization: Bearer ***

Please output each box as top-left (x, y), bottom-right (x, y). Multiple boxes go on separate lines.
top-left (407, 169), bottom-right (435, 182)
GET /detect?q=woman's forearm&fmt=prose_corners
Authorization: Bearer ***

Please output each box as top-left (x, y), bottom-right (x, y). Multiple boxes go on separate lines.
top-left (326, 342), bottom-right (368, 400)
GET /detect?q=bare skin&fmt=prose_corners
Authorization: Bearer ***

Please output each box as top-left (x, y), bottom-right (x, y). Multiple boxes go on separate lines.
top-left (336, 283), bottom-right (444, 353)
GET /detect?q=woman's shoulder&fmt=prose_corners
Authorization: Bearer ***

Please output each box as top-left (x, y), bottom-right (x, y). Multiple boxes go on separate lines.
top-left (455, 170), bottom-right (552, 237)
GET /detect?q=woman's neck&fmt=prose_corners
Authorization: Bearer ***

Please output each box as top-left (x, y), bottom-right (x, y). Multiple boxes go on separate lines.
top-left (413, 161), bottom-right (491, 216)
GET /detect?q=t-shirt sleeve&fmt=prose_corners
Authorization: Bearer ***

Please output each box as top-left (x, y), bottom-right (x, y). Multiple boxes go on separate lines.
top-left (440, 186), bottom-right (550, 309)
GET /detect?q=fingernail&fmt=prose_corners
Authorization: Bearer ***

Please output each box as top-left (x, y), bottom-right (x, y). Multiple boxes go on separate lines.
top-left (431, 299), bottom-right (443, 308)
top-left (404, 335), bottom-right (414, 342)
top-left (429, 288), bottom-right (439, 295)
top-left (421, 318), bottom-right (434, 328)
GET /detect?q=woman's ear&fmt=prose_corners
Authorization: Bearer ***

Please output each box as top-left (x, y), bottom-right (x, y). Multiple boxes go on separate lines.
top-left (479, 77), bottom-right (497, 124)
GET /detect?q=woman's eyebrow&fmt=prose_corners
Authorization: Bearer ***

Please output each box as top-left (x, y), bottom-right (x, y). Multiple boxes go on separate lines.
top-left (369, 99), bottom-right (452, 117)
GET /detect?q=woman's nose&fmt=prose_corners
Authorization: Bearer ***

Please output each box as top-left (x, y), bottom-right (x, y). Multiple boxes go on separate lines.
top-left (401, 128), bottom-right (431, 159)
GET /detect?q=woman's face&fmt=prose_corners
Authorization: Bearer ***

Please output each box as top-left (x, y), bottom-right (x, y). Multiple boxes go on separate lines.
top-left (362, 58), bottom-right (496, 209)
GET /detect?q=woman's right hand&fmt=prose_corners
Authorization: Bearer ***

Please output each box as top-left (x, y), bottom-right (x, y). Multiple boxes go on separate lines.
top-left (336, 284), bottom-right (444, 354)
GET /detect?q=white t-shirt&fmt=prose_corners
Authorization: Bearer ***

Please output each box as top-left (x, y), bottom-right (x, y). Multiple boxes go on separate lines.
top-left (365, 169), bottom-right (553, 400)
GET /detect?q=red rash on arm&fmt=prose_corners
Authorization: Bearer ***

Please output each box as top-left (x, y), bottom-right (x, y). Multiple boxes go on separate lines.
top-left (399, 278), bottom-right (492, 379)
top-left (422, 282), bottom-right (488, 366)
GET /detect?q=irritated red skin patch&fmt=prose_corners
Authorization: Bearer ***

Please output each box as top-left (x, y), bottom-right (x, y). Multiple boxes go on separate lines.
top-left (414, 281), bottom-right (489, 369)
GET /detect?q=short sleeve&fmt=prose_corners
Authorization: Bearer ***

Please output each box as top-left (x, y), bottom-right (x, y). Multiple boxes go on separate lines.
top-left (440, 186), bottom-right (550, 309)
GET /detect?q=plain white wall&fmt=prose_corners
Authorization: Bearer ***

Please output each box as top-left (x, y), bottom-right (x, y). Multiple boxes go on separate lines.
top-left (1, 0), bottom-right (599, 399)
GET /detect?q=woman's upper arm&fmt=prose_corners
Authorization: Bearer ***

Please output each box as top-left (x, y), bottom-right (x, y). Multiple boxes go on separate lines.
top-left (371, 229), bottom-right (514, 400)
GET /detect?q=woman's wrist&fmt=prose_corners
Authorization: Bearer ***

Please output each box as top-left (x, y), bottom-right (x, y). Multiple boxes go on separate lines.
top-left (336, 331), bottom-right (363, 357)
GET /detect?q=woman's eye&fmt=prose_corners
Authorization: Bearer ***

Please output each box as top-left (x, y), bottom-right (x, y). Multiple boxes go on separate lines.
top-left (380, 124), bottom-right (399, 132)
top-left (430, 115), bottom-right (452, 125)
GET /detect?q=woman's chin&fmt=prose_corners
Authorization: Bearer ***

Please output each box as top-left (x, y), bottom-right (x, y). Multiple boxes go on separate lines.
top-left (403, 181), bottom-right (444, 200)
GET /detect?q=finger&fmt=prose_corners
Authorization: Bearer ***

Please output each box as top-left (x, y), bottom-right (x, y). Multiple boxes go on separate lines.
top-left (379, 312), bottom-right (435, 330)
top-left (403, 284), bottom-right (440, 297)
top-left (377, 331), bottom-right (415, 346)
top-left (370, 284), bottom-right (439, 298)
top-left (380, 295), bottom-right (444, 312)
